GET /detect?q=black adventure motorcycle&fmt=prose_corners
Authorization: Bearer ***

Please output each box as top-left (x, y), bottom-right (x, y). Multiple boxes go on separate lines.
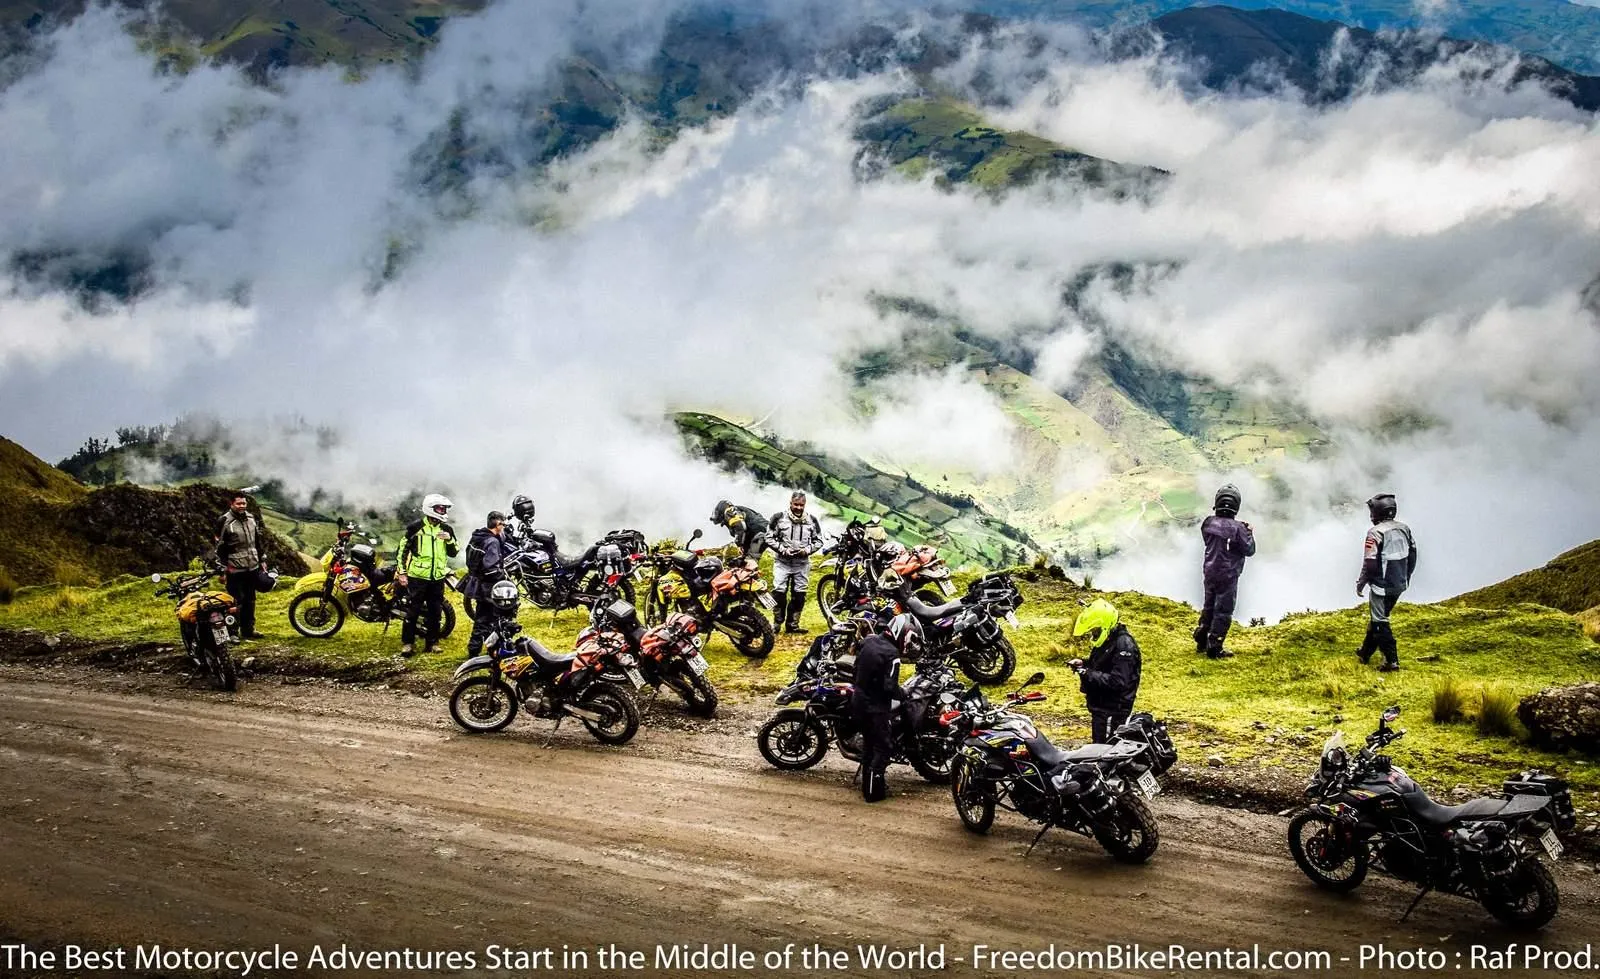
top-left (1287, 705), bottom-right (1574, 929)
top-left (462, 528), bottom-right (645, 619)
top-left (947, 673), bottom-right (1176, 864)
top-left (891, 572), bottom-right (1023, 686)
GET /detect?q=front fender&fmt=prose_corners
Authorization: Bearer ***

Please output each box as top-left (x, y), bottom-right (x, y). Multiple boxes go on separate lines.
top-left (291, 572), bottom-right (328, 594)
top-left (452, 655), bottom-right (495, 682)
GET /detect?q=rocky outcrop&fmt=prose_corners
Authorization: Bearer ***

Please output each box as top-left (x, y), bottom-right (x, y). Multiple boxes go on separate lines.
top-left (1519, 683), bottom-right (1600, 754)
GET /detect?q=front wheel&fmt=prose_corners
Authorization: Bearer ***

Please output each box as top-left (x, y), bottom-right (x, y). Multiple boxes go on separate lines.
top-left (758, 710), bottom-right (830, 770)
top-left (665, 668), bottom-right (719, 718)
top-left (958, 635), bottom-right (1016, 686)
top-left (287, 592), bottom-right (345, 638)
top-left (1094, 793), bottom-right (1161, 864)
top-left (449, 675), bottom-right (519, 733)
top-left (1287, 809), bottom-right (1369, 891)
top-left (951, 756), bottom-right (996, 834)
top-left (722, 604), bottom-right (775, 657)
top-left (815, 574), bottom-right (844, 626)
top-left (579, 683), bottom-right (641, 745)
top-left (1483, 859), bottom-right (1560, 930)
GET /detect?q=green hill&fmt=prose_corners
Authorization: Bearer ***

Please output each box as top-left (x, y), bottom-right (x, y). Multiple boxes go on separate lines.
top-left (1450, 539), bottom-right (1600, 616)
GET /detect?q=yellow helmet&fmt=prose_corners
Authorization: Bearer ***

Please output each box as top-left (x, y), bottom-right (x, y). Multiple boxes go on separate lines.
top-left (1073, 599), bottom-right (1119, 647)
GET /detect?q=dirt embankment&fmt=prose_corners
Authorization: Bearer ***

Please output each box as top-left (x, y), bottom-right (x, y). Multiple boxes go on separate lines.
top-left (0, 663), bottom-right (1597, 979)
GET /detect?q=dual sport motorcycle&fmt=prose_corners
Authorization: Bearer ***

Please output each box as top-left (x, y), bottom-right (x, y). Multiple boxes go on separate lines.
top-left (286, 522), bottom-right (460, 640)
top-left (152, 561), bottom-right (241, 691)
top-left (639, 529), bottom-right (775, 656)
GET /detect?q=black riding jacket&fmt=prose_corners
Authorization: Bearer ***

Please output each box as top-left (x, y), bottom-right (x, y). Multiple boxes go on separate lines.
top-left (1080, 624), bottom-right (1141, 715)
top-left (853, 635), bottom-right (902, 715)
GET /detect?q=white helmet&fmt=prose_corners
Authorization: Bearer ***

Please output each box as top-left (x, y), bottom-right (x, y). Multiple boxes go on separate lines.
top-left (421, 493), bottom-right (454, 523)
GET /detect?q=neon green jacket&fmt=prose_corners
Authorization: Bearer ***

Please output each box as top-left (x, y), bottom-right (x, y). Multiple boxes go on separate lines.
top-left (400, 517), bottom-right (458, 580)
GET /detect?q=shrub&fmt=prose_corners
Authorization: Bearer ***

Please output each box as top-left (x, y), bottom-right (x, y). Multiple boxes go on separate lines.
top-left (1477, 684), bottom-right (1520, 738)
top-left (1432, 675), bottom-right (1467, 724)
top-left (0, 567), bottom-right (15, 604)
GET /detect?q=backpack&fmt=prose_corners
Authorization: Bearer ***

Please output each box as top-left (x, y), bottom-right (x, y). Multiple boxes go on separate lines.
top-left (465, 527), bottom-right (493, 576)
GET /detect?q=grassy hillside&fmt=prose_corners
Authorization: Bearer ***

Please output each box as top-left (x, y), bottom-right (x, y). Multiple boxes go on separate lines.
top-left (4, 562), bottom-right (1595, 818)
top-left (1451, 539), bottom-right (1600, 616)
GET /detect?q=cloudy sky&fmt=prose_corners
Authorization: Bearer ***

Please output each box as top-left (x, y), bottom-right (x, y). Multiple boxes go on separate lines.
top-left (1, 1), bottom-right (1597, 616)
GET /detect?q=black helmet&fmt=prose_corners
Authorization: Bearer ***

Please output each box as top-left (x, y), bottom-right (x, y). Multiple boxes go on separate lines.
top-left (1366, 493), bottom-right (1398, 522)
top-left (711, 500), bottom-right (732, 525)
top-left (489, 579), bottom-right (520, 615)
top-left (886, 612), bottom-right (925, 660)
top-left (1214, 483), bottom-right (1241, 516)
top-left (511, 495), bottom-right (535, 522)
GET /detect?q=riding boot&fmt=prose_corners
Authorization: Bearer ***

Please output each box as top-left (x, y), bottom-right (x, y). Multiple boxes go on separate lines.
top-left (786, 593), bottom-right (809, 633)
top-left (1192, 624), bottom-right (1209, 655)
top-left (862, 767), bottom-right (887, 803)
top-left (1377, 621), bottom-right (1399, 668)
top-left (771, 590), bottom-right (789, 630)
top-left (1355, 621), bottom-right (1380, 664)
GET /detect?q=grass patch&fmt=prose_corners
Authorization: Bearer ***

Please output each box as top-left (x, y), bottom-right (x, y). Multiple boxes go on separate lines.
top-left (1432, 675), bottom-right (1467, 724)
top-left (1476, 683), bottom-right (1521, 738)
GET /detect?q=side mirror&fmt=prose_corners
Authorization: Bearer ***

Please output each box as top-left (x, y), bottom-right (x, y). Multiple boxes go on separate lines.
top-left (1022, 671), bottom-right (1045, 688)
top-left (150, 573), bottom-right (163, 583)
top-left (689, 528), bottom-right (703, 542)
top-left (1381, 705), bottom-right (1401, 725)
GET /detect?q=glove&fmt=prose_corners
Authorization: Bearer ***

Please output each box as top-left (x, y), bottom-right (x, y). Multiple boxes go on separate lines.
top-left (1355, 580), bottom-right (1366, 597)
top-left (1068, 658), bottom-right (1085, 674)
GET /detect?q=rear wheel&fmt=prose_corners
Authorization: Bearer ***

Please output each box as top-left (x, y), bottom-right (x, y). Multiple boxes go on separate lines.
top-left (723, 605), bottom-right (775, 657)
top-left (1095, 794), bottom-right (1160, 864)
top-left (958, 635), bottom-right (1016, 685)
top-left (1483, 859), bottom-right (1559, 930)
top-left (1288, 809), bottom-right (1369, 891)
top-left (579, 683), bottom-right (641, 745)
top-left (951, 756), bottom-right (996, 834)
top-left (908, 732), bottom-right (955, 784)
top-left (206, 645), bottom-right (238, 691)
top-left (758, 710), bottom-right (829, 770)
top-left (287, 592), bottom-right (345, 638)
top-left (815, 575), bottom-right (844, 626)
top-left (449, 675), bottom-right (519, 733)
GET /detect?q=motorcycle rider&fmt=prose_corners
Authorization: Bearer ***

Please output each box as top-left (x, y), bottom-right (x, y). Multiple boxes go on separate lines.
top-left (396, 493), bottom-right (458, 657)
top-left (507, 494), bottom-right (537, 546)
top-left (1355, 493), bottom-right (1417, 673)
top-left (215, 492), bottom-right (267, 640)
top-left (1192, 483), bottom-right (1255, 659)
top-left (1069, 599), bottom-right (1142, 743)
top-left (711, 499), bottom-right (769, 566)
top-left (768, 491), bottom-right (823, 634)
top-left (853, 614), bottom-right (915, 803)
top-left (464, 510), bottom-right (509, 658)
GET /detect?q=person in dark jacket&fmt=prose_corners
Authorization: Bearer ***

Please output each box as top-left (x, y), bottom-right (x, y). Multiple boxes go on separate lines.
top-left (1192, 483), bottom-right (1256, 659)
top-left (464, 511), bottom-right (509, 658)
top-left (1355, 493), bottom-right (1417, 673)
top-left (853, 615), bottom-right (914, 803)
top-left (1070, 599), bottom-right (1142, 743)
top-left (215, 493), bottom-right (266, 640)
top-left (711, 499), bottom-right (769, 564)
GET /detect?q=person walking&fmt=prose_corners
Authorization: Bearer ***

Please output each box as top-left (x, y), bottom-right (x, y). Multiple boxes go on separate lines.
top-left (1355, 493), bottom-right (1417, 673)
top-left (1192, 483), bottom-right (1255, 659)
top-left (768, 491), bottom-right (823, 633)
top-left (463, 510), bottom-right (509, 658)
top-left (397, 493), bottom-right (458, 657)
top-left (215, 492), bottom-right (266, 641)
top-left (1069, 598), bottom-right (1142, 743)
top-left (710, 499), bottom-right (770, 565)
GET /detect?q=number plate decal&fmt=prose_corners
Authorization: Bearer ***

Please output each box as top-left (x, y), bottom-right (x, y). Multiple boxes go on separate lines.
top-left (212, 627), bottom-right (231, 646)
top-left (1004, 611), bottom-right (1019, 628)
top-left (625, 667), bottom-right (646, 689)
top-left (1541, 829), bottom-right (1564, 859)
top-left (688, 653), bottom-right (709, 675)
top-left (1137, 771), bottom-right (1161, 797)
top-left (938, 580), bottom-right (956, 596)
top-left (758, 593), bottom-right (776, 609)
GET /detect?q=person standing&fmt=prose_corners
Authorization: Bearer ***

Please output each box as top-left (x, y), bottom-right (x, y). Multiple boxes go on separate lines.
top-left (1192, 483), bottom-right (1255, 659)
top-left (463, 510), bottom-right (509, 658)
top-left (710, 499), bottom-right (770, 565)
top-left (1356, 493), bottom-right (1417, 673)
top-left (768, 491), bottom-right (823, 633)
top-left (215, 492), bottom-right (266, 640)
top-left (1070, 598), bottom-right (1142, 743)
top-left (854, 614), bottom-right (914, 803)
top-left (397, 493), bottom-right (458, 657)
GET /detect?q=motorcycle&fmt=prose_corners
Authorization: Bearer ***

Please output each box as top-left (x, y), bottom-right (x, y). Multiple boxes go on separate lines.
top-left (1287, 705), bottom-right (1573, 929)
top-left (286, 522), bottom-right (460, 640)
top-left (757, 647), bottom-right (978, 783)
top-left (892, 571), bottom-right (1023, 685)
top-left (464, 527), bottom-right (645, 619)
top-left (814, 523), bottom-right (954, 626)
top-left (447, 605), bottom-right (643, 745)
top-left (639, 529), bottom-right (775, 657)
top-left (947, 673), bottom-right (1167, 864)
top-left (583, 597), bottom-right (720, 718)
top-left (152, 561), bottom-right (240, 691)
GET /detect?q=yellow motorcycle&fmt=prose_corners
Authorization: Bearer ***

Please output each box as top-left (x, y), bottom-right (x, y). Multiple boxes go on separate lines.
top-left (152, 561), bottom-right (239, 690)
top-left (287, 526), bottom-right (460, 640)
top-left (641, 529), bottom-right (775, 656)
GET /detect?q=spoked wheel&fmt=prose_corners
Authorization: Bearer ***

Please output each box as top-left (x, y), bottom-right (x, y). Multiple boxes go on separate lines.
top-left (951, 756), bottom-right (995, 833)
top-left (758, 710), bottom-right (829, 770)
top-left (1094, 794), bottom-right (1160, 864)
top-left (815, 575), bottom-right (844, 627)
top-left (722, 605), bottom-right (775, 657)
top-left (206, 647), bottom-right (238, 692)
top-left (1287, 809), bottom-right (1369, 891)
top-left (908, 733), bottom-right (955, 784)
top-left (579, 682), bottom-right (641, 745)
top-left (448, 675), bottom-right (519, 733)
top-left (1482, 860), bottom-right (1559, 930)
top-left (664, 669), bottom-right (719, 718)
top-left (958, 636), bottom-right (1016, 685)
top-left (287, 592), bottom-right (345, 638)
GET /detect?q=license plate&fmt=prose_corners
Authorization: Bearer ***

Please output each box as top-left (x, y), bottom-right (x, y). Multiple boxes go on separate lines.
top-left (626, 667), bottom-right (646, 689)
top-left (758, 593), bottom-right (776, 609)
top-left (1137, 770), bottom-right (1161, 797)
top-left (1004, 611), bottom-right (1019, 628)
top-left (688, 653), bottom-right (709, 675)
top-left (1541, 829), bottom-right (1564, 859)
top-left (212, 627), bottom-right (231, 646)
top-left (938, 580), bottom-right (955, 596)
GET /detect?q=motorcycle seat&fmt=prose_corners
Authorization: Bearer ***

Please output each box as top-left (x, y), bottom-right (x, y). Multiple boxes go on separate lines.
top-left (903, 592), bottom-right (966, 621)
top-left (526, 638), bottom-right (576, 668)
top-left (1024, 735), bottom-right (1074, 767)
top-left (551, 550), bottom-right (588, 571)
top-left (1402, 791), bottom-right (1546, 826)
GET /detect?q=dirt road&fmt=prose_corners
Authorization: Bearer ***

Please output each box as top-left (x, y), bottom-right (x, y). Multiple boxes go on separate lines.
top-left (0, 665), bottom-right (1595, 978)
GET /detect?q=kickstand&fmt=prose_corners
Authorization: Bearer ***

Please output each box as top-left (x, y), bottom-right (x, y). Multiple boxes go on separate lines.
top-left (1399, 885), bottom-right (1432, 922)
top-left (1024, 823), bottom-right (1052, 858)
top-left (542, 715), bottom-right (564, 749)
top-left (851, 763), bottom-right (862, 786)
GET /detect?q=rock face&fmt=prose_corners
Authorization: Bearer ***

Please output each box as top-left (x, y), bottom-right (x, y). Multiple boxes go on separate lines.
top-left (1519, 683), bottom-right (1600, 754)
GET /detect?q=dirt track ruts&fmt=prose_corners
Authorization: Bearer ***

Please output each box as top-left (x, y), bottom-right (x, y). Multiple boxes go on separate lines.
top-left (0, 664), bottom-right (1596, 978)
